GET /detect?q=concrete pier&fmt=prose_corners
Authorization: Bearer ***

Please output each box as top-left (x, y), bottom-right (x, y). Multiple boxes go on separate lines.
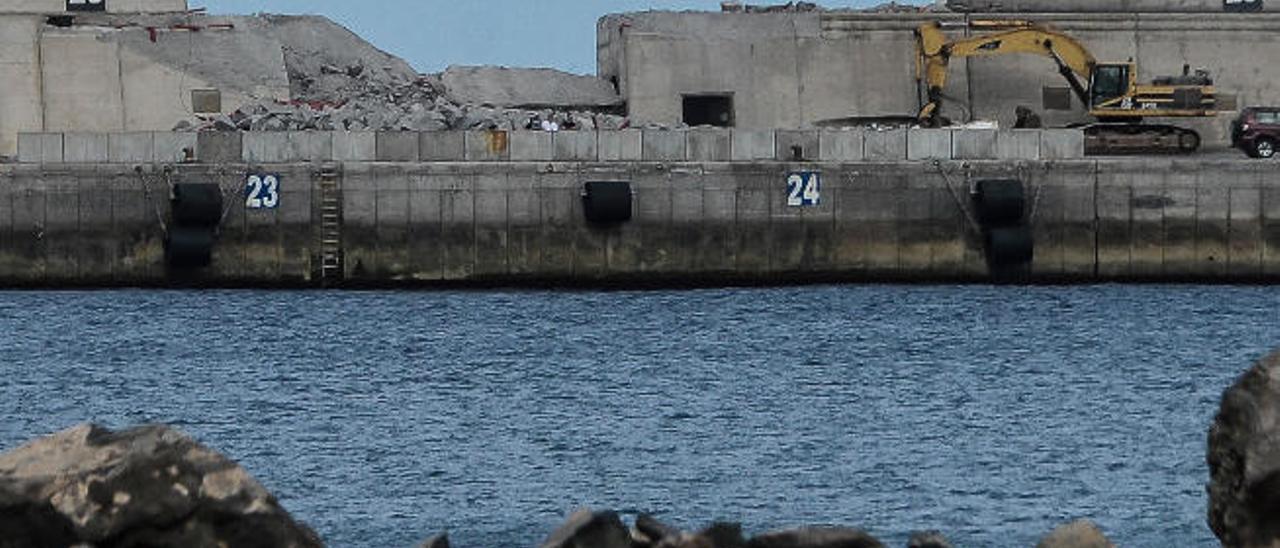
top-left (1, 129), bottom-right (1276, 287)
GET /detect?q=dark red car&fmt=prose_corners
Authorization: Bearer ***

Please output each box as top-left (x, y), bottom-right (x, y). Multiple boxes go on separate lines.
top-left (1232, 107), bottom-right (1280, 159)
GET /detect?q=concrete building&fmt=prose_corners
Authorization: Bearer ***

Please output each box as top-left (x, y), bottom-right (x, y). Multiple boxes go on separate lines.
top-left (0, 0), bottom-right (296, 159)
top-left (597, 10), bottom-right (1280, 143)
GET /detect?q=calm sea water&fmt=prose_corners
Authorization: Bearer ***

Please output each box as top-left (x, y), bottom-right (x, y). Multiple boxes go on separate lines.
top-left (1, 286), bottom-right (1277, 547)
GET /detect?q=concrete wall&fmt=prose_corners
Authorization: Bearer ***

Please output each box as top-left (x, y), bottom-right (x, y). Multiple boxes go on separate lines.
top-left (0, 13), bottom-right (289, 158)
top-left (0, 0), bottom-right (188, 13)
top-left (600, 12), bottom-right (1280, 145)
top-left (1, 130), bottom-right (1277, 287)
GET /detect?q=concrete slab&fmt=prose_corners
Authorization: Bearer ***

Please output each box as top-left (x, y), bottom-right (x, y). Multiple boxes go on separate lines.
top-left (686, 129), bottom-right (731, 161)
top-left (332, 131), bottom-right (376, 161)
top-left (108, 132), bottom-right (154, 164)
top-left (775, 130), bottom-right (819, 161)
top-left (243, 132), bottom-right (291, 163)
top-left (951, 129), bottom-right (997, 160)
top-left (731, 130), bottom-right (775, 161)
top-left (510, 131), bottom-right (554, 161)
top-left (288, 131), bottom-right (333, 162)
top-left (197, 132), bottom-right (242, 163)
top-left (63, 133), bottom-right (109, 163)
top-left (465, 130), bottom-right (511, 161)
top-left (864, 129), bottom-right (907, 161)
top-left (377, 132), bottom-right (420, 162)
top-left (153, 132), bottom-right (196, 164)
top-left (598, 130), bottom-right (642, 161)
top-left (17, 133), bottom-right (62, 164)
top-left (819, 129), bottom-right (864, 162)
top-left (420, 131), bottom-right (464, 161)
top-left (643, 130), bottom-right (686, 161)
top-left (1041, 129), bottom-right (1085, 159)
top-left (553, 131), bottom-right (597, 161)
top-left (996, 130), bottom-right (1040, 160)
top-left (907, 129), bottom-right (952, 161)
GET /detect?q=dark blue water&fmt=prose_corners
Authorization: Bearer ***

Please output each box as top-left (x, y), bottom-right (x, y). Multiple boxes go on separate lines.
top-left (1, 286), bottom-right (1277, 547)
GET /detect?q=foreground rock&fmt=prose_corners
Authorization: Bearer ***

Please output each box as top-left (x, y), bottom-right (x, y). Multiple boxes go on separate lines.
top-left (0, 424), bottom-right (322, 548)
top-left (540, 508), bottom-right (632, 548)
top-left (1035, 519), bottom-right (1115, 548)
top-left (745, 526), bottom-right (884, 548)
top-left (1209, 350), bottom-right (1280, 547)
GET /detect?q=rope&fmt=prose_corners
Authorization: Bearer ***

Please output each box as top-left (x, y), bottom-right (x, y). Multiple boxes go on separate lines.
top-left (137, 167), bottom-right (169, 236)
top-left (933, 159), bottom-right (983, 238)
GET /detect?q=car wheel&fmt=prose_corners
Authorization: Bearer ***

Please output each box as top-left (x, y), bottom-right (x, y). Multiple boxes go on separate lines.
top-left (1178, 132), bottom-right (1200, 153)
top-left (1255, 138), bottom-right (1277, 159)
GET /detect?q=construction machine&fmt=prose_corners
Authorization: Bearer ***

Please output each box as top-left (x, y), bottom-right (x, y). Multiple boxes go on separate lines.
top-left (915, 20), bottom-right (1221, 153)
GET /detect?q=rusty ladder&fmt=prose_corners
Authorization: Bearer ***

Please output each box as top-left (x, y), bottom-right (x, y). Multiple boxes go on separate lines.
top-left (316, 167), bottom-right (343, 286)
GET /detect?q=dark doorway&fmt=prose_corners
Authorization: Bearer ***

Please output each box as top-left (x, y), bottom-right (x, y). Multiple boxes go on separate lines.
top-left (683, 94), bottom-right (735, 127)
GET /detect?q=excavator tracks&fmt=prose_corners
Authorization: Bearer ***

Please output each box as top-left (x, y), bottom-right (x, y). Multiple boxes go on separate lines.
top-left (1081, 123), bottom-right (1202, 155)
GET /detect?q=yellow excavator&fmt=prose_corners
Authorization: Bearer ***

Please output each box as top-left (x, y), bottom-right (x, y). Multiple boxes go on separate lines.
top-left (915, 20), bottom-right (1221, 153)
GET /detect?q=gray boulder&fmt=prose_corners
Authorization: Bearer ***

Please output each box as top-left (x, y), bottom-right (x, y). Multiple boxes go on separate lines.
top-left (745, 526), bottom-right (884, 548)
top-left (0, 423), bottom-right (322, 548)
top-left (1035, 519), bottom-right (1115, 548)
top-left (907, 530), bottom-right (952, 548)
top-left (540, 508), bottom-right (631, 548)
top-left (1209, 350), bottom-right (1280, 547)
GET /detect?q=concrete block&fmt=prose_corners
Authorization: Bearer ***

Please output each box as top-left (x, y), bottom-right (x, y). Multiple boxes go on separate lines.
top-left (420, 131), bottom-right (464, 161)
top-left (863, 129), bottom-right (907, 161)
top-left (377, 132), bottom-right (420, 162)
top-left (775, 130), bottom-right (819, 161)
top-left (288, 131), bottom-right (333, 162)
top-left (509, 131), bottom-right (553, 161)
top-left (107, 132), bottom-right (154, 164)
top-left (332, 131), bottom-right (376, 161)
top-left (819, 129), bottom-right (865, 162)
top-left (598, 130), bottom-right (642, 161)
top-left (951, 129), bottom-right (997, 160)
top-left (153, 132), bottom-right (197, 163)
top-left (553, 130), bottom-right (598, 161)
top-left (996, 130), bottom-right (1040, 160)
top-left (243, 132), bottom-right (291, 163)
top-left (732, 130), bottom-right (775, 161)
top-left (686, 129), bottom-right (731, 161)
top-left (63, 133), bottom-right (109, 163)
top-left (1040, 129), bottom-right (1085, 159)
top-left (197, 132), bottom-right (243, 163)
top-left (642, 130), bottom-right (686, 161)
top-left (17, 133), bottom-right (63, 164)
top-left (907, 129), bottom-right (952, 160)
top-left (465, 130), bottom-right (511, 161)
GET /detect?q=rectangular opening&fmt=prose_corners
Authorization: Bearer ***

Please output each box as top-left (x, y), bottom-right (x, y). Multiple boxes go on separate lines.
top-left (1042, 86), bottom-right (1073, 111)
top-left (682, 93), bottom-right (735, 128)
top-left (66, 0), bottom-right (106, 12)
top-left (191, 89), bottom-right (222, 114)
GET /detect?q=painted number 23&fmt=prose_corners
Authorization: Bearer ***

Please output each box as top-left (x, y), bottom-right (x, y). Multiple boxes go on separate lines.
top-left (786, 172), bottom-right (821, 207)
top-left (245, 174), bottom-right (280, 209)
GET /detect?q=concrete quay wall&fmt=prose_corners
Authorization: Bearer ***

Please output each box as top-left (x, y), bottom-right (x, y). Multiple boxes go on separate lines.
top-left (1, 130), bottom-right (1277, 287)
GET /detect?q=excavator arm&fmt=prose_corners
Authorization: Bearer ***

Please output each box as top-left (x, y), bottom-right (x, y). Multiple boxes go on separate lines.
top-left (915, 21), bottom-right (1098, 125)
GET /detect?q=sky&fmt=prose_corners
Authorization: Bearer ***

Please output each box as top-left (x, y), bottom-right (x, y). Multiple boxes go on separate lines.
top-left (193, 0), bottom-right (926, 75)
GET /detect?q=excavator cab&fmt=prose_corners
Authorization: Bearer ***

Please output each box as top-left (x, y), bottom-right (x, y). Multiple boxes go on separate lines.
top-left (1089, 63), bottom-right (1132, 110)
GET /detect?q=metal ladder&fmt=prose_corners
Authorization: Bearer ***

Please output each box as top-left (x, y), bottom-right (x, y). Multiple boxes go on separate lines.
top-left (316, 167), bottom-right (343, 286)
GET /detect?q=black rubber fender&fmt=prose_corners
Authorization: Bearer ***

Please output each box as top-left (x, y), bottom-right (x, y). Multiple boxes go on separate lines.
top-left (171, 183), bottom-right (224, 227)
top-left (985, 225), bottom-right (1034, 267)
top-left (582, 181), bottom-right (633, 224)
top-left (972, 179), bottom-right (1026, 228)
top-left (166, 226), bottom-right (215, 269)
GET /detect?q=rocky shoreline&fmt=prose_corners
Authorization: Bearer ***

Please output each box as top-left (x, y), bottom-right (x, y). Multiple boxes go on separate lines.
top-left (4, 350), bottom-right (1280, 547)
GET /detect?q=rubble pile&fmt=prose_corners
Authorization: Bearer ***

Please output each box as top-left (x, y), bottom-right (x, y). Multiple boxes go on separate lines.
top-left (177, 15), bottom-right (628, 133)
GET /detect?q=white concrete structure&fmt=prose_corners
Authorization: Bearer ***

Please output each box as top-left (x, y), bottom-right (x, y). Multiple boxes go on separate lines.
top-left (0, 0), bottom-right (295, 157)
top-left (598, 11), bottom-right (1280, 143)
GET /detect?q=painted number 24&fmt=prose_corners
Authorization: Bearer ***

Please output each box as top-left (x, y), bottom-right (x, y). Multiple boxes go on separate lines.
top-left (787, 172), bottom-right (821, 207)
top-left (245, 174), bottom-right (280, 209)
